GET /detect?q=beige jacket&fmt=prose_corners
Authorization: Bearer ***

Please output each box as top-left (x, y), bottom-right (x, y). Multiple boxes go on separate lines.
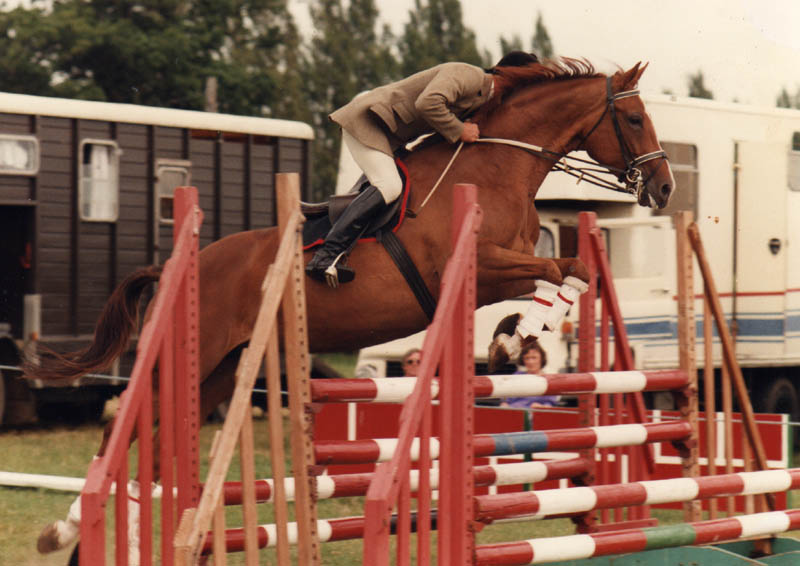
top-left (330, 62), bottom-right (494, 155)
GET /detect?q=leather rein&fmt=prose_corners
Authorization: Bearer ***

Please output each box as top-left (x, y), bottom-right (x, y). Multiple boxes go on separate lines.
top-left (418, 76), bottom-right (668, 211)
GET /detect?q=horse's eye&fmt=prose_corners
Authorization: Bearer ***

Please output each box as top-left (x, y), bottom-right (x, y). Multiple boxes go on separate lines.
top-left (628, 113), bottom-right (643, 127)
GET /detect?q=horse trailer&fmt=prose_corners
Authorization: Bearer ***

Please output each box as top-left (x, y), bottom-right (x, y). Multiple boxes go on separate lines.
top-left (349, 94), bottom-right (800, 420)
top-left (0, 92), bottom-right (313, 425)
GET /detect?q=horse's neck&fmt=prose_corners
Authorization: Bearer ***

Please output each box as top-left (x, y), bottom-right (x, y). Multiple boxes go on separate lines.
top-left (405, 79), bottom-right (602, 212)
top-left (496, 79), bottom-right (602, 155)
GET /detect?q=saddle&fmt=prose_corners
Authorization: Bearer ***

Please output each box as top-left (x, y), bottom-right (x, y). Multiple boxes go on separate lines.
top-left (301, 161), bottom-right (411, 250)
top-left (299, 160), bottom-right (436, 320)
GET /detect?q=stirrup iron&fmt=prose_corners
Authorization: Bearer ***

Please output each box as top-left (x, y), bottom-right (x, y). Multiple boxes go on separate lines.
top-left (324, 252), bottom-right (348, 289)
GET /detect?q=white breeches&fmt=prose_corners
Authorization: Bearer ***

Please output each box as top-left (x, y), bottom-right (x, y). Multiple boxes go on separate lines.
top-left (342, 129), bottom-right (403, 203)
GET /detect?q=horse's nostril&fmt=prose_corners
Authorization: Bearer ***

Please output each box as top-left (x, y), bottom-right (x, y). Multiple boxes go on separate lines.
top-left (661, 184), bottom-right (672, 197)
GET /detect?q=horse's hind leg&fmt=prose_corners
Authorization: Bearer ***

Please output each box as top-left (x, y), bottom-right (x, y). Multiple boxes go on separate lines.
top-left (39, 350), bottom-right (241, 564)
top-left (36, 415), bottom-right (119, 556)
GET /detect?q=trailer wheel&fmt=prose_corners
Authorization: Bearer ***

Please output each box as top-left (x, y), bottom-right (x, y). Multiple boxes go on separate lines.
top-left (760, 377), bottom-right (800, 423)
top-left (0, 370), bottom-right (6, 426)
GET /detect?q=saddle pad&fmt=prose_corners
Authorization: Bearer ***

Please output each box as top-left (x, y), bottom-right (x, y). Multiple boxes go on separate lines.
top-left (302, 159), bottom-right (411, 250)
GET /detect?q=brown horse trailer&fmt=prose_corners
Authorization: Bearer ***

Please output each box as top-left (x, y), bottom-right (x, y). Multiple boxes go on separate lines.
top-left (0, 92), bottom-right (313, 425)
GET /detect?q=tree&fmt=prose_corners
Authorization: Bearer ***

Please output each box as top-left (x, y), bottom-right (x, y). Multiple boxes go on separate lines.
top-left (0, 6), bottom-right (58, 96)
top-left (398, 0), bottom-right (485, 76)
top-left (195, 0), bottom-right (309, 117)
top-left (499, 35), bottom-right (524, 56)
top-left (777, 88), bottom-right (792, 108)
top-left (531, 11), bottom-right (553, 59)
top-left (688, 70), bottom-right (713, 99)
top-left (777, 86), bottom-right (800, 109)
top-left (0, 0), bottom-right (305, 115)
top-left (34, 0), bottom-right (208, 107)
top-left (305, 0), bottom-right (400, 200)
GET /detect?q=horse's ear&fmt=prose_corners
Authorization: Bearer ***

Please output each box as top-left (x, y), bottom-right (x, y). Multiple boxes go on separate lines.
top-left (620, 62), bottom-right (648, 90)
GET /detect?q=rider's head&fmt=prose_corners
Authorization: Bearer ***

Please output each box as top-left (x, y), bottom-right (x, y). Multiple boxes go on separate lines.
top-left (490, 51), bottom-right (539, 73)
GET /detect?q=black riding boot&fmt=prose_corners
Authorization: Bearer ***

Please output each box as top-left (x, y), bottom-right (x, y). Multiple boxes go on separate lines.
top-left (305, 186), bottom-right (387, 287)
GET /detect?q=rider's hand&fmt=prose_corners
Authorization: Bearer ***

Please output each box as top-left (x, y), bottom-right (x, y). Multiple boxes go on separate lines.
top-left (460, 122), bottom-right (480, 143)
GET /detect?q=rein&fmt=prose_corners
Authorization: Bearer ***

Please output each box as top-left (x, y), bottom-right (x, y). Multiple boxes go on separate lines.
top-left (417, 77), bottom-right (668, 211)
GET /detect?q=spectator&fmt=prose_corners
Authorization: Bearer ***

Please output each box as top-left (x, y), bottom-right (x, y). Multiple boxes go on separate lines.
top-left (501, 341), bottom-right (560, 409)
top-left (401, 348), bottom-right (422, 377)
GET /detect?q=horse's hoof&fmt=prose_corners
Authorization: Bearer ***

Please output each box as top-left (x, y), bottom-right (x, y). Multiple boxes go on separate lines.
top-left (489, 332), bottom-right (521, 373)
top-left (488, 338), bottom-right (508, 373)
top-left (37, 521), bottom-right (76, 553)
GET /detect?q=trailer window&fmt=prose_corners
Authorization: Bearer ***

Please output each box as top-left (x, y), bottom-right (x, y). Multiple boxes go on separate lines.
top-left (535, 227), bottom-right (555, 258)
top-left (654, 142), bottom-right (698, 216)
top-left (155, 159), bottom-right (191, 224)
top-left (790, 132), bottom-right (800, 192)
top-left (79, 140), bottom-right (119, 222)
top-left (0, 134), bottom-right (39, 175)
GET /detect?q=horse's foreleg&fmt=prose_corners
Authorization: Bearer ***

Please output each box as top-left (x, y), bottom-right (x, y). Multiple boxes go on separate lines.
top-left (479, 245), bottom-right (590, 371)
top-left (541, 258), bottom-right (590, 332)
top-left (477, 244), bottom-right (563, 287)
top-left (479, 244), bottom-right (587, 335)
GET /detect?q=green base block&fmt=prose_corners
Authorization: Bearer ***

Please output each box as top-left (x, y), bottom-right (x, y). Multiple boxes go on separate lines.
top-left (547, 538), bottom-right (800, 565)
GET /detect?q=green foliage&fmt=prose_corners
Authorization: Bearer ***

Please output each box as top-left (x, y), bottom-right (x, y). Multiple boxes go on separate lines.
top-left (497, 10), bottom-right (553, 65)
top-left (305, 0), bottom-right (400, 200)
top-left (688, 69), bottom-right (713, 99)
top-left (777, 86), bottom-right (800, 110)
top-left (532, 11), bottom-right (554, 59)
top-left (500, 35), bottom-right (524, 56)
top-left (397, 0), bottom-right (485, 76)
top-left (0, 6), bottom-right (58, 96)
top-left (48, 1), bottom-right (207, 107)
top-left (0, 0), bottom-right (304, 115)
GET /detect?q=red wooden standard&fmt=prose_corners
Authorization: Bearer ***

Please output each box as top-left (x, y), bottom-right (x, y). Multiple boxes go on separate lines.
top-left (363, 185), bottom-right (483, 566)
top-left (79, 187), bottom-right (203, 566)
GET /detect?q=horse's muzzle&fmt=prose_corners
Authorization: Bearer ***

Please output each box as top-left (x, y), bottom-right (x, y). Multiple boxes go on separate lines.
top-left (655, 181), bottom-right (673, 209)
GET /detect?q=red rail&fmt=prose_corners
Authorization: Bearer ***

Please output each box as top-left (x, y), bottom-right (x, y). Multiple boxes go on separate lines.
top-left (80, 187), bottom-right (203, 565)
top-left (363, 184), bottom-right (482, 566)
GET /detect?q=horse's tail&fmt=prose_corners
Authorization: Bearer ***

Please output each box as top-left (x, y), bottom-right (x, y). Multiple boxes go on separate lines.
top-left (23, 265), bottom-right (163, 382)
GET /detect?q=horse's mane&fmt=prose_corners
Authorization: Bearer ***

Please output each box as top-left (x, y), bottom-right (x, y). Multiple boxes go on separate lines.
top-left (474, 57), bottom-right (602, 122)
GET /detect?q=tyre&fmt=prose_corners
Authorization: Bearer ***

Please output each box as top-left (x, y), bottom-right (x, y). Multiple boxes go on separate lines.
top-left (759, 377), bottom-right (800, 421)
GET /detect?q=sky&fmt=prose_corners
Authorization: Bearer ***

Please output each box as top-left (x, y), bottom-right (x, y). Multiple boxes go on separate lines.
top-left (291, 0), bottom-right (800, 109)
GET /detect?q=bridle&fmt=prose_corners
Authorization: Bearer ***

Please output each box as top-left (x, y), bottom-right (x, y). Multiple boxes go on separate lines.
top-left (418, 75), bottom-right (670, 211)
top-left (571, 76), bottom-right (668, 198)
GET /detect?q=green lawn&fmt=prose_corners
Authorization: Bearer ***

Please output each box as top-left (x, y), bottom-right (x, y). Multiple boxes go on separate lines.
top-left (1, 420), bottom-right (570, 565)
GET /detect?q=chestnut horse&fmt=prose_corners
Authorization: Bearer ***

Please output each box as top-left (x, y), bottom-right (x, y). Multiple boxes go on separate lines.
top-left (32, 59), bottom-right (674, 559)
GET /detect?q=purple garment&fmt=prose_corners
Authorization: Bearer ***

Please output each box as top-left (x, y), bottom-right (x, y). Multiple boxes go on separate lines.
top-left (503, 370), bottom-right (559, 408)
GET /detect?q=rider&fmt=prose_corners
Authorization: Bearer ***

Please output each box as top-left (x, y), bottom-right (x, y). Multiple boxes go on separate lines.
top-left (305, 50), bottom-right (540, 286)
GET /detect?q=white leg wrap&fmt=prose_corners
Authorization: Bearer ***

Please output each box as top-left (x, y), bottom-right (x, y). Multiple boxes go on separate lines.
top-left (128, 479), bottom-right (141, 566)
top-left (544, 276), bottom-right (589, 330)
top-left (518, 280), bottom-right (560, 338)
top-left (52, 495), bottom-right (82, 548)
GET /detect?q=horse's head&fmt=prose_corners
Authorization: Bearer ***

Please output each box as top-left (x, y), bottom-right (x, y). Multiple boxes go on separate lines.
top-left (578, 63), bottom-right (675, 209)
